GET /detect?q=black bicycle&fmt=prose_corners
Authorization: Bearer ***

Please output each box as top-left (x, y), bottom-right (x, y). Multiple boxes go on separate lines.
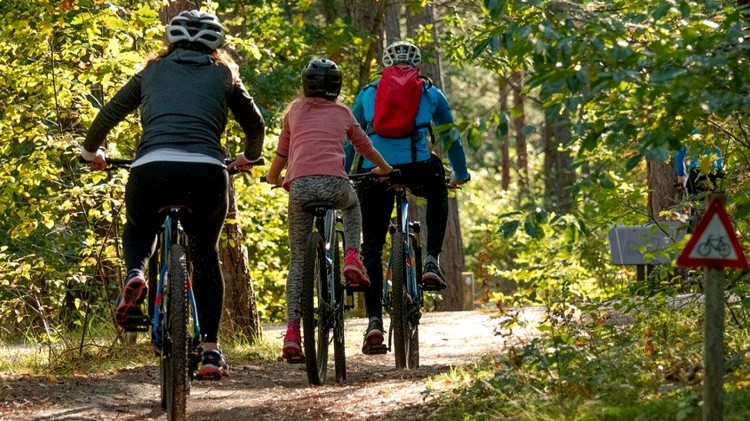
top-left (350, 171), bottom-right (424, 369)
top-left (90, 157), bottom-right (261, 420)
top-left (298, 199), bottom-right (348, 385)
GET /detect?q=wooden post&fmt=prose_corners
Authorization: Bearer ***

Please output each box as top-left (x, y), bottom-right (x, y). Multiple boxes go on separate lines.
top-left (703, 267), bottom-right (725, 421)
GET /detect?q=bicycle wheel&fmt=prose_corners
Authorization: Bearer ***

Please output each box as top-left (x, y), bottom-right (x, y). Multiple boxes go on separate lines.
top-left (332, 231), bottom-right (346, 383)
top-left (407, 236), bottom-right (422, 369)
top-left (390, 232), bottom-right (409, 369)
top-left (163, 244), bottom-right (189, 421)
top-left (301, 231), bottom-right (329, 385)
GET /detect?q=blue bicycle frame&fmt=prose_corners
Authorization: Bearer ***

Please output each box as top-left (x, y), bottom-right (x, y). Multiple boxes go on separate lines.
top-left (383, 192), bottom-right (422, 314)
top-left (151, 211), bottom-right (201, 351)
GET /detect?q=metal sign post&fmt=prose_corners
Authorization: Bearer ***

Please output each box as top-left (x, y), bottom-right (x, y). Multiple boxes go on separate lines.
top-left (676, 197), bottom-right (748, 421)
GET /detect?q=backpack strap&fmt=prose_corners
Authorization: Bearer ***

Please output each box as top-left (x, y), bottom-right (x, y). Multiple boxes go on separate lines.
top-left (407, 80), bottom-right (435, 163)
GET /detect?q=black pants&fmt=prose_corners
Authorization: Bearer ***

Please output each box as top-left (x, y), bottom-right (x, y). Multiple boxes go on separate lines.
top-left (686, 168), bottom-right (723, 196)
top-left (124, 162), bottom-right (228, 343)
top-left (358, 154), bottom-right (448, 319)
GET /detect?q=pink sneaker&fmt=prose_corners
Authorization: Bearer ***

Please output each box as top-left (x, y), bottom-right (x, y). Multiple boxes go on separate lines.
top-left (282, 320), bottom-right (304, 363)
top-left (343, 249), bottom-right (370, 289)
top-left (114, 275), bottom-right (147, 328)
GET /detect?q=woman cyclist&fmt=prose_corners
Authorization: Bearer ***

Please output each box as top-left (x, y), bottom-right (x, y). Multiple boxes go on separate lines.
top-left (80, 10), bottom-right (265, 380)
top-left (264, 58), bottom-right (392, 362)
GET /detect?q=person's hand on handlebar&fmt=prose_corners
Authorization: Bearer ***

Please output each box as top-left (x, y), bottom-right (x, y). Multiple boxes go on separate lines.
top-left (80, 147), bottom-right (107, 170)
top-left (264, 172), bottom-right (284, 187)
top-left (370, 164), bottom-right (393, 176)
top-left (227, 152), bottom-right (260, 171)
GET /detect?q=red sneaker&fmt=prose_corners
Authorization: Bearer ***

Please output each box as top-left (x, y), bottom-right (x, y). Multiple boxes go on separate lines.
top-left (282, 320), bottom-right (304, 363)
top-left (114, 276), bottom-right (147, 328)
top-left (343, 249), bottom-right (370, 289)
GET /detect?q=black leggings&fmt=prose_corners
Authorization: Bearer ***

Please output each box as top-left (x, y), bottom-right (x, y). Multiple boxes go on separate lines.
top-left (358, 154), bottom-right (448, 319)
top-left (123, 161), bottom-right (228, 343)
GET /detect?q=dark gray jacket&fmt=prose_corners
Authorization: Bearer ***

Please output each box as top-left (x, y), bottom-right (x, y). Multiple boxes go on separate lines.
top-left (84, 48), bottom-right (264, 162)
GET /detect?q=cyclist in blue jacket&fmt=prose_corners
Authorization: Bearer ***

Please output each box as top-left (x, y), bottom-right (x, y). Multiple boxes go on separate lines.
top-left (80, 10), bottom-right (265, 380)
top-left (674, 141), bottom-right (724, 196)
top-left (346, 41), bottom-right (470, 355)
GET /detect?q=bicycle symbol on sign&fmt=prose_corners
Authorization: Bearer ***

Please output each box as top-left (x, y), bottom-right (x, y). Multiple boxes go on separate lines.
top-left (696, 235), bottom-right (731, 258)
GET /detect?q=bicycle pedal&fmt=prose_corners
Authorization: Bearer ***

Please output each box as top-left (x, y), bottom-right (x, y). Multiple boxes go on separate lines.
top-left (420, 282), bottom-right (446, 292)
top-left (345, 283), bottom-right (367, 292)
top-left (367, 344), bottom-right (388, 355)
top-left (122, 315), bottom-right (150, 332)
top-left (285, 355), bottom-right (306, 364)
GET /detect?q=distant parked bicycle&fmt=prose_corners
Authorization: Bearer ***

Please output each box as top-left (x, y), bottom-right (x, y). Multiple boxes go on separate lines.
top-left (86, 157), bottom-right (262, 421)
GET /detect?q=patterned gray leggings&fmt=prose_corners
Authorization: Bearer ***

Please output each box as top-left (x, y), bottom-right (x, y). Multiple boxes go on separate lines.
top-left (286, 175), bottom-right (361, 322)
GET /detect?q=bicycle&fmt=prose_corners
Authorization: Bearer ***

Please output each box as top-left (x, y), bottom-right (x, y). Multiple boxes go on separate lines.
top-left (350, 170), bottom-right (428, 369)
top-left (262, 176), bottom-right (359, 385)
top-left (299, 198), bottom-right (348, 385)
top-left (89, 157), bottom-right (262, 421)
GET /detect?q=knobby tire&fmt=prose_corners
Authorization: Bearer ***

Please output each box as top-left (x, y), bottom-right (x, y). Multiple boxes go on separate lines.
top-left (391, 232), bottom-right (408, 369)
top-left (164, 244), bottom-right (188, 421)
top-left (301, 231), bottom-right (329, 385)
top-left (332, 231), bottom-right (346, 383)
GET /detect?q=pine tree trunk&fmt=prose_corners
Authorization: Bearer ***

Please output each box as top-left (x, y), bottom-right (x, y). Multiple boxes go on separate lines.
top-left (159, 0), bottom-right (200, 24)
top-left (648, 160), bottom-right (679, 219)
top-left (220, 179), bottom-right (261, 340)
top-left (543, 110), bottom-right (575, 214)
top-left (499, 79), bottom-right (510, 191)
top-left (513, 72), bottom-right (529, 199)
top-left (406, 5), bottom-right (465, 311)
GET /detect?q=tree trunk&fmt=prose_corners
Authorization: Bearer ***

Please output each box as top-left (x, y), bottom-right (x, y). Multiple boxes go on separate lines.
top-left (384, 0), bottom-right (401, 44)
top-left (512, 72), bottom-right (530, 200)
top-left (543, 110), bottom-right (576, 214)
top-left (407, 5), bottom-right (443, 88)
top-left (347, 0), bottom-right (388, 90)
top-left (499, 78), bottom-right (511, 190)
top-left (159, 0), bottom-right (200, 24)
top-left (648, 160), bottom-right (679, 219)
top-left (220, 180), bottom-right (262, 340)
top-left (407, 4), bottom-right (464, 311)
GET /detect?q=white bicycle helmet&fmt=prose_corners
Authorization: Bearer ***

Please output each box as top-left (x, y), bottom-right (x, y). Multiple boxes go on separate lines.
top-left (382, 41), bottom-right (421, 67)
top-left (167, 10), bottom-right (225, 51)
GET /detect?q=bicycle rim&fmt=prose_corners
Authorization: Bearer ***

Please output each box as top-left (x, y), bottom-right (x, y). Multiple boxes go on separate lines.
top-left (391, 232), bottom-right (408, 369)
top-left (164, 244), bottom-right (188, 421)
top-left (301, 232), bottom-right (329, 385)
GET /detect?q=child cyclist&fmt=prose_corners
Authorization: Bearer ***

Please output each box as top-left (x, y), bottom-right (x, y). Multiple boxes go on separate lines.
top-left (263, 58), bottom-right (392, 361)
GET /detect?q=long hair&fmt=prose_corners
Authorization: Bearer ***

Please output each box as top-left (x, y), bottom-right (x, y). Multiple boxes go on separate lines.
top-left (142, 44), bottom-right (240, 80)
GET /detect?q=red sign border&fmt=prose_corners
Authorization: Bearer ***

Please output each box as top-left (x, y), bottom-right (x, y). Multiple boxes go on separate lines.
top-left (676, 198), bottom-right (748, 269)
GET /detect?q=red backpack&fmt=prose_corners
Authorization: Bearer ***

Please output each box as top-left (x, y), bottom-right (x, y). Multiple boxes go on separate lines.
top-left (372, 66), bottom-right (424, 138)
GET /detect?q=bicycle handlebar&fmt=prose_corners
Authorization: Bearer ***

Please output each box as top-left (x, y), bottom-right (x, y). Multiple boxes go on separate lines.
top-left (78, 155), bottom-right (264, 174)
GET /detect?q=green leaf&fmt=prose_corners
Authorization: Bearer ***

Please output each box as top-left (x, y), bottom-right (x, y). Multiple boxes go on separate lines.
top-left (625, 154), bottom-right (642, 170)
top-left (500, 220), bottom-right (520, 238)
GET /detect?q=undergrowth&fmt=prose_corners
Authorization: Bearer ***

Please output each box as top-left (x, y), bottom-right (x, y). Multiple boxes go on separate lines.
top-left (422, 290), bottom-right (750, 420)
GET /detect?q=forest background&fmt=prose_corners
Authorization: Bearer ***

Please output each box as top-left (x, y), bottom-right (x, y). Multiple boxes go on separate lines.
top-left (2, 0), bottom-right (750, 418)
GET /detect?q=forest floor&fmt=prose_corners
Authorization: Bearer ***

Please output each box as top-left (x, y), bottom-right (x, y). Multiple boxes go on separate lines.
top-left (0, 309), bottom-right (545, 421)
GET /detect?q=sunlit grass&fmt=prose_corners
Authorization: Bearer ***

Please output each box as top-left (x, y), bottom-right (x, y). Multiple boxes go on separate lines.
top-left (418, 298), bottom-right (750, 421)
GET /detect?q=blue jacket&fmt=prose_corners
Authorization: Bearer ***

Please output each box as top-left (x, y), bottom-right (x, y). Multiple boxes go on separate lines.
top-left (345, 78), bottom-right (469, 181)
top-left (674, 146), bottom-right (723, 177)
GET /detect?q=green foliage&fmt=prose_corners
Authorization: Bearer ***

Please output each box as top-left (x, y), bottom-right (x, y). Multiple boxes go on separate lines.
top-left (425, 294), bottom-right (750, 420)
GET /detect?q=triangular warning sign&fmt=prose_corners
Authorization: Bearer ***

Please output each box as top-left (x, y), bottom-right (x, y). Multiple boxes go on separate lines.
top-left (677, 198), bottom-right (748, 268)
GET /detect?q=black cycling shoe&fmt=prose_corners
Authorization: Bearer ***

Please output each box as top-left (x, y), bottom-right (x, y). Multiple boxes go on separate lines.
top-left (362, 318), bottom-right (387, 355)
top-left (421, 262), bottom-right (447, 291)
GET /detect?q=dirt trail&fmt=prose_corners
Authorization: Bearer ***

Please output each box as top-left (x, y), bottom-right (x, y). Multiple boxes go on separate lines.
top-left (0, 310), bottom-right (534, 421)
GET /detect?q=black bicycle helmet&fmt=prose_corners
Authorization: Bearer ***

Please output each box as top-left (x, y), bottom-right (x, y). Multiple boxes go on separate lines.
top-left (301, 58), bottom-right (342, 99)
top-left (167, 10), bottom-right (225, 51)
